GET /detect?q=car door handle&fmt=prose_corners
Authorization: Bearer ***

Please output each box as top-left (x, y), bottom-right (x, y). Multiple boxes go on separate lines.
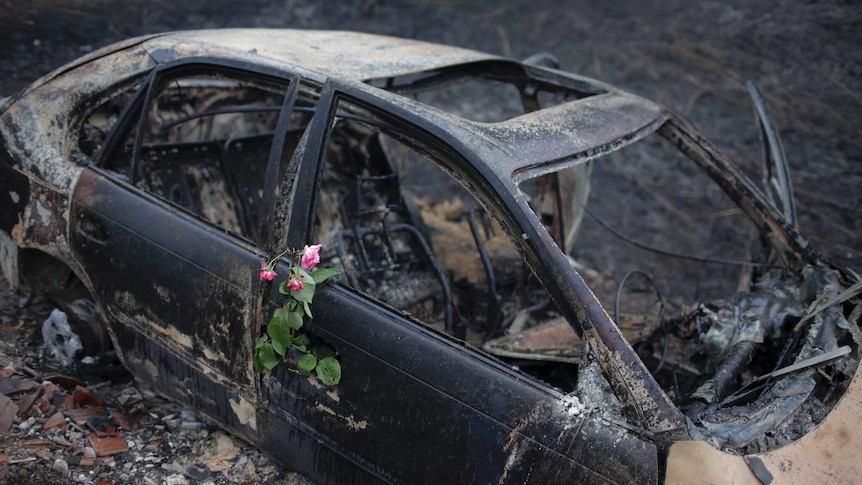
top-left (76, 211), bottom-right (109, 244)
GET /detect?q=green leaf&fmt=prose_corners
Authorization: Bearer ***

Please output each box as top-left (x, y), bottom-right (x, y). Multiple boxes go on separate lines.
top-left (271, 339), bottom-right (287, 356)
top-left (252, 354), bottom-right (264, 373)
top-left (297, 353), bottom-right (318, 376)
top-left (292, 280), bottom-right (316, 303)
top-left (285, 299), bottom-right (298, 312)
top-left (257, 343), bottom-right (279, 370)
top-left (291, 268), bottom-right (316, 302)
top-left (302, 300), bottom-right (312, 319)
top-left (268, 315), bottom-right (293, 348)
top-left (312, 345), bottom-right (336, 359)
top-left (311, 267), bottom-right (342, 285)
top-left (255, 335), bottom-right (269, 350)
top-left (294, 267), bottom-right (312, 280)
top-left (270, 307), bottom-right (289, 326)
top-left (286, 310), bottom-right (304, 330)
top-left (292, 333), bottom-right (310, 352)
top-left (316, 357), bottom-right (342, 386)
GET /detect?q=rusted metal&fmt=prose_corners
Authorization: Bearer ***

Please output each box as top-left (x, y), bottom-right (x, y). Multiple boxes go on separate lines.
top-left (747, 79), bottom-right (797, 227)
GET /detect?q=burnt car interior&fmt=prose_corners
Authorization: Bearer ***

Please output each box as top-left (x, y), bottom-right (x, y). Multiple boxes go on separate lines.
top-left (312, 109), bottom-right (569, 356)
top-left (78, 64), bottom-right (588, 387)
top-left (81, 71), bottom-right (312, 244)
top-left (75, 59), bottom-right (860, 456)
top-left (134, 79), bottom-right (282, 241)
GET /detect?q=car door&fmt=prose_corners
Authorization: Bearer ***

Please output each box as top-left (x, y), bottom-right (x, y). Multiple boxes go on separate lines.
top-left (256, 83), bottom-right (659, 484)
top-left (69, 61), bottom-right (307, 441)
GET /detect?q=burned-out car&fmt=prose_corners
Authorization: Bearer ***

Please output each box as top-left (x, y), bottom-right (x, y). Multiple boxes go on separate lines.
top-left (1, 29), bottom-right (860, 484)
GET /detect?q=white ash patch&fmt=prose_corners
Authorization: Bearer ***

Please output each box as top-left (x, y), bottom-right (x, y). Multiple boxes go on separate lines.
top-left (560, 394), bottom-right (584, 417)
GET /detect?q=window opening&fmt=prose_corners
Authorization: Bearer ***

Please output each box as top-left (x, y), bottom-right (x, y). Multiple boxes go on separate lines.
top-left (78, 79), bottom-right (144, 161)
top-left (366, 61), bottom-right (602, 122)
top-left (105, 74), bottom-right (312, 242)
top-left (312, 101), bottom-right (577, 391)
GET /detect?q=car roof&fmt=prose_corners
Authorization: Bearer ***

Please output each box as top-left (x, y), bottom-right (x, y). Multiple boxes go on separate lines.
top-left (138, 29), bottom-right (666, 178)
top-left (144, 29), bottom-right (500, 82)
top-left (18, 29), bottom-right (670, 179)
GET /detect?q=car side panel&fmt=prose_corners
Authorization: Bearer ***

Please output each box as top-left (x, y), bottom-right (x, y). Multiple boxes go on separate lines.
top-left (259, 284), bottom-right (658, 484)
top-left (69, 168), bottom-right (260, 440)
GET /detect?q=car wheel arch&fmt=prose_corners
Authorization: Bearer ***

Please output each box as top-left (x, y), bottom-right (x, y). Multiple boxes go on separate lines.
top-left (9, 245), bottom-right (113, 357)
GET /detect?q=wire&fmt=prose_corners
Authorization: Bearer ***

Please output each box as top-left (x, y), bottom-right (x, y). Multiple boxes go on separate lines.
top-left (613, 270), bottom-right (669, 374)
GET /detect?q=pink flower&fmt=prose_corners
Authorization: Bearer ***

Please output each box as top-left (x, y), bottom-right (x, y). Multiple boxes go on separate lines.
top-left (300, 244), bottom-right (322, 270)
top-left (259, 261), bottom-right (277, 281)
top-left (287, 274), bottom-right (305, 292)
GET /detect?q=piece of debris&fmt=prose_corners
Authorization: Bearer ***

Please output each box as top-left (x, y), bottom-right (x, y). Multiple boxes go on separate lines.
top-left (0, 362), bottom-right (296, 483)
top-left (0, 394), bottom-right (16, 434)
top-left (41, 309), bottom-right (82, 367)
top-left (86, 432), bottom-right (128, 457)
top-left (205, 432), bottom-right (239, 473)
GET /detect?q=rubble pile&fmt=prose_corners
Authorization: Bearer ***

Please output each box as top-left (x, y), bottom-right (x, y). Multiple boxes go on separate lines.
top-left (0, 274), bottom-right (311, 484)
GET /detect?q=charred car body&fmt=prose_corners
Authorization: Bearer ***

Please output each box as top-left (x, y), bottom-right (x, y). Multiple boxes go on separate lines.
top-left (1, 30), bottom-right (860, 484)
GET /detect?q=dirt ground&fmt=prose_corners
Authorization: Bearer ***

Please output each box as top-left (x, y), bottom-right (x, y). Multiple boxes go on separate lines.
top-left (0, 1), bottom-right (859, 483)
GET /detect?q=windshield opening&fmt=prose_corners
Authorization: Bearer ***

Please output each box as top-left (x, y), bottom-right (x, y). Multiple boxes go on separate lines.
top-left (514, 128), bottom-right (859, 454)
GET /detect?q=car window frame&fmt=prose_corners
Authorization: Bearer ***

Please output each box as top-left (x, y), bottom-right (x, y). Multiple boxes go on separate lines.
top-left (287, 80), bottom-right (517, 248)
top-left (288, 80), bottom-right (689, 432)
top-left (94, 58), bottom-right (305, 250)
top-left (286, 81), bottom-right (552, 343)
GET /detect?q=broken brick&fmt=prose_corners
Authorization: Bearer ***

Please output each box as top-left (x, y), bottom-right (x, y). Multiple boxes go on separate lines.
top-left (43, 411), bottom-right (66, 429)
top-left (87, 432), bottom-right (129, 457)
top-left (40, 401), bottom-right (55, 416)
top-left (0, 377), bottom-right (36, 395)
top-left (73, 386), bottom-right (104, 408)
top-left (64, 407), bottom-right (105, 425)
top-left (87, 417), bottom-right (116, 437)
top-left (111, 412), bottom-right (131, 431)
top-left (0, 394), bottom-right (16, 433)
top-left (16, 387), bottom-right (41, 417)
top-left (24, 439), bottom-right (54, 449)
top-left (43, 374), bottom-right (85, 391)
